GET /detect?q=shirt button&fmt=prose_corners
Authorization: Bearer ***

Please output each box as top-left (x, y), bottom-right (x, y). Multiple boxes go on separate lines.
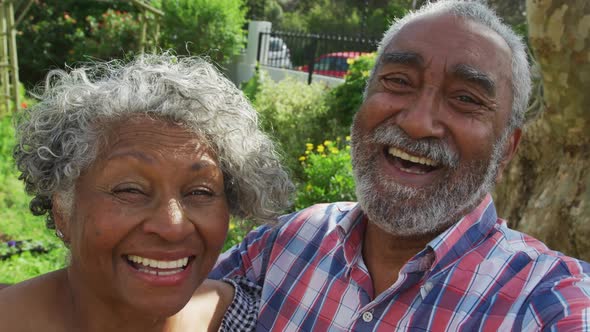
top-left (362, 311), bottom-right (373, 322)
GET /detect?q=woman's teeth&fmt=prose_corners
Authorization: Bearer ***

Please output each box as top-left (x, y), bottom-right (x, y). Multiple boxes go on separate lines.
top-left (126, 254), bottom-right (189, 273)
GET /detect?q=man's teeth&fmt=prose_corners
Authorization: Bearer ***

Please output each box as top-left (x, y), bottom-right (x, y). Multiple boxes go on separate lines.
top-left (127, 255), bottom-right (189, 269)
top-left (388, 147), bottom-right (438, 167)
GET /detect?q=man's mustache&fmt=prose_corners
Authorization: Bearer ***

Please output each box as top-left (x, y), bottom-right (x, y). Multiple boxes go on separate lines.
top-left (370, 125), bottom-right (459, 168)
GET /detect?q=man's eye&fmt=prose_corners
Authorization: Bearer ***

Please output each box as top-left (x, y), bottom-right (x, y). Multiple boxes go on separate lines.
top-left (382, 76), bottom-right (410, 87)
top-left (456, 95), bottom-right (482, 105)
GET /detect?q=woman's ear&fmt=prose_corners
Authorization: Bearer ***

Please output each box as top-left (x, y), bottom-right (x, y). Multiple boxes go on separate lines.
top-left (52, 192), bottom-right (71, 244)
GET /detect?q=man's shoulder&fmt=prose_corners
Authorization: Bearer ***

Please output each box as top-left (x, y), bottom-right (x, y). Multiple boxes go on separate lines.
top-left (277, 201), bottom-right (359, 233)
top-left (493, 221), bottom-right (590, 277)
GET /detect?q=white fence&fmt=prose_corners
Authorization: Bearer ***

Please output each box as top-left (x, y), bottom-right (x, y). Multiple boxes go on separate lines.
top-left (224, 21), bottom-right (344, 88)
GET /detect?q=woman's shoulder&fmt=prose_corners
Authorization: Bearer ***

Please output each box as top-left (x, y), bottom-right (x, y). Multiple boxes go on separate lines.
top-left (172, 279), bottom-right (235, 332)
top-left (0, 270), bottom-right (67, 330)
top-left (173, 277), bottom-right (261, 332)
top-left (217, 277), bottom-right (260, 332)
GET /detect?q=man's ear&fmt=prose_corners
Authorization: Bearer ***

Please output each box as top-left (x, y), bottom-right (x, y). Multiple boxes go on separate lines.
top-left (495, 128), bottom-right (522, 183)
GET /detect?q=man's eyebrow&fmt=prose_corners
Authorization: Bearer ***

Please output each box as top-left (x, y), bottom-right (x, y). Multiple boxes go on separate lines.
top-left (452, 64), bottom-right (496, 97)
top-left (380, 52), bottom-right (424, 68)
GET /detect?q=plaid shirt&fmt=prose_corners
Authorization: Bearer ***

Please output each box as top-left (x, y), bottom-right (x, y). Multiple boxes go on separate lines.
top-left (211, 195), bottom-right (590, 331)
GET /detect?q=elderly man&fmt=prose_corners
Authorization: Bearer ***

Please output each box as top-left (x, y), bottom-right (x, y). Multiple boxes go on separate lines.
top-left (211, 1), bottom-right (590, 330)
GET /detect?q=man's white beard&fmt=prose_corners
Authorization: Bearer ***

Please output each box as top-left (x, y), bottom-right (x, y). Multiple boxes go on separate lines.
top-left (350, 122), bottom-right (508, 237)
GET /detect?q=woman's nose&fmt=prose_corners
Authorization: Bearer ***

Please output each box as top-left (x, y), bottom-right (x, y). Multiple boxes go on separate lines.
top-left (142, 198), bottom-right (194, 242)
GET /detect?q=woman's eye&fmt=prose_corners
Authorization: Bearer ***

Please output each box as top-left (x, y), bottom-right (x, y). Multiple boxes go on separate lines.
top-left (111, 184), bottom-right (146, 202)
top-left (114, 187), bottom-right (143, 195)
top-left (187, 188), bottom-right (214, 197)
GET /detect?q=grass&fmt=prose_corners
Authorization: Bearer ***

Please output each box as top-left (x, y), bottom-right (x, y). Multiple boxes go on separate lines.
top-left (0, 112), bottom-right (69, 283)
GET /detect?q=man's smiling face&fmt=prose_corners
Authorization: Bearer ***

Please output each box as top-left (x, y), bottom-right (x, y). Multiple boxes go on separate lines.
top-left (351, 13), bottom-right (520, 237)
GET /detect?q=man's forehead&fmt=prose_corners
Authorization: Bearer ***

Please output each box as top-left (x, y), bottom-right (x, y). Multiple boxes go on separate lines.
top-left (382, 13), bottom-right (513, 79)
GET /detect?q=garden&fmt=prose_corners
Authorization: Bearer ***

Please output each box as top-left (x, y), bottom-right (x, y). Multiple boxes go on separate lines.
top-left (1, 0), bottom-right (589, 284)
top-left (0, 52), bottom-right (377, 282)
top-left (0, 0), bottom-right (385, 283)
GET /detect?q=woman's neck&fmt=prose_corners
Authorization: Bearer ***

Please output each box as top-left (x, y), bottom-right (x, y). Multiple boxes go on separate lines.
top-left (62, 268), bottom-right (174, 332)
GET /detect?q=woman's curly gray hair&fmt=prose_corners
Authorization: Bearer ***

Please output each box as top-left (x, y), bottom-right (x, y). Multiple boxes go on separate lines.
top-left (14, 53), bottom-right (294, 229)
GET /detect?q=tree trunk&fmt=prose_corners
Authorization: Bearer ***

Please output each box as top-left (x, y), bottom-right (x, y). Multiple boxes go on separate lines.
top-left (495, 0), bottom-right (590, 261)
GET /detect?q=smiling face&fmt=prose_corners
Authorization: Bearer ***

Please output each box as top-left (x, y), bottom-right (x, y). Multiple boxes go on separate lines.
top-left (54, 116), bottom-right (229, 318)
top-left (351, 13), bottom-right (521, 237)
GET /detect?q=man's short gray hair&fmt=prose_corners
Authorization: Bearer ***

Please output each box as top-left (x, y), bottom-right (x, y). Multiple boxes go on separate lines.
top-left (14, 53), bottom-right (294, 229)
top-left (368, 0), bottom-right (531, 131)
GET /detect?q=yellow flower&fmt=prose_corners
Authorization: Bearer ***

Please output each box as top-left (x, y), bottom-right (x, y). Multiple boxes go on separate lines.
top-left (305, 143), bottom-right (314, 151)
top-left (323, 140), bottom-right (333, 146)
top-left (330, 147), bottom-right (339, 154)
top-left (306, 184), bottom-right (313, 192)
top-left (345, 136), bottom-right (351, 141)
top-left (362, 70), bottom-right (369, 77)
top-left (346, 58), bottom-right (355, 65)
top-left (317, 145), bottom-right (325, 153)
top-left (299, 156), bottom-right (306, 161)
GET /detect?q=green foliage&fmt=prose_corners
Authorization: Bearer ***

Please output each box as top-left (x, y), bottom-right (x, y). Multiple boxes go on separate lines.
top-left (73, 9), bottom-right (142, 61)
top-left (17, 0), bottom-right (139, 87)
top-left (295, 138), bottom-right (355, 209)
top-left (240, 66), bottom-right (263, 103)
top-left (250, 72), bottom-right (331, 177)
top-left (0, 111), bottom-right (68, 283)
top-left (157, 0), bottom-right (247, 62)
top-left (325, 53), bottom-right (377, 135)
top-left (0, 249), bottom-right (68, 284)
top-left (277, 0), bottom-right (408, 37)
top-left (17, 0), bottom-right (247, 87)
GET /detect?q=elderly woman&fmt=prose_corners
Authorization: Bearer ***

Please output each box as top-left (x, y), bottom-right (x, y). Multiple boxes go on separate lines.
top-left (0, 54), bottom-right (292, 331)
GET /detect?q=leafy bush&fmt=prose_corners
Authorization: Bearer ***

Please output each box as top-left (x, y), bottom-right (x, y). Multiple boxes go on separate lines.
top-left (17, 0), bottom-right (247, 87)
top-left (251, 72), bottom-right (331, 177)
top-left (157, 0), bottom-right (247, 63)
top-left (73, 9), bottom-right (142, 61)
top-left (295, 138), bottom-right (356, 209)
top-left (324, 52), bottom-right (376, 135)
top-left (277, 0), bottom-right (407, 37)
top-left (17, 1), bottom-right (139, 87)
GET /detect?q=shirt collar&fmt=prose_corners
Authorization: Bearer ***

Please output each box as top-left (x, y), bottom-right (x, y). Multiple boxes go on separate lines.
top-left (335, 194), bottom-right (498, 273)
top-left (426, 194), bottom-right (498, 274)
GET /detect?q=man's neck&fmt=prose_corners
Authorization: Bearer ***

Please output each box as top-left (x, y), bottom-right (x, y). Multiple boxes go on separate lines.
top-left (362, 222), bottom-right (437, 297)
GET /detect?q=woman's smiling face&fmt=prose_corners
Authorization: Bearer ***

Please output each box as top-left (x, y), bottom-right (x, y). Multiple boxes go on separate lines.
top-left (55, 116), bottom-right (229, 318)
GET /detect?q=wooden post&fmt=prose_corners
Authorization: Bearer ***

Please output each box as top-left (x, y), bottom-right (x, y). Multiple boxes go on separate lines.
top-left (139, 9), bottom-right (147, 54)
top-left (0, 2), bottom-right (10, 113)
top-left (153, 17), bottom-right (160, 53)
top-left (7, 0), bottom-right (19, 112)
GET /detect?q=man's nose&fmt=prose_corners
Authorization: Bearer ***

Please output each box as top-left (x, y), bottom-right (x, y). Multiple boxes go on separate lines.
top-left (396, 89), bottom-right (445, 139)
top-left (142, 198), bottom-right (194, 242)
